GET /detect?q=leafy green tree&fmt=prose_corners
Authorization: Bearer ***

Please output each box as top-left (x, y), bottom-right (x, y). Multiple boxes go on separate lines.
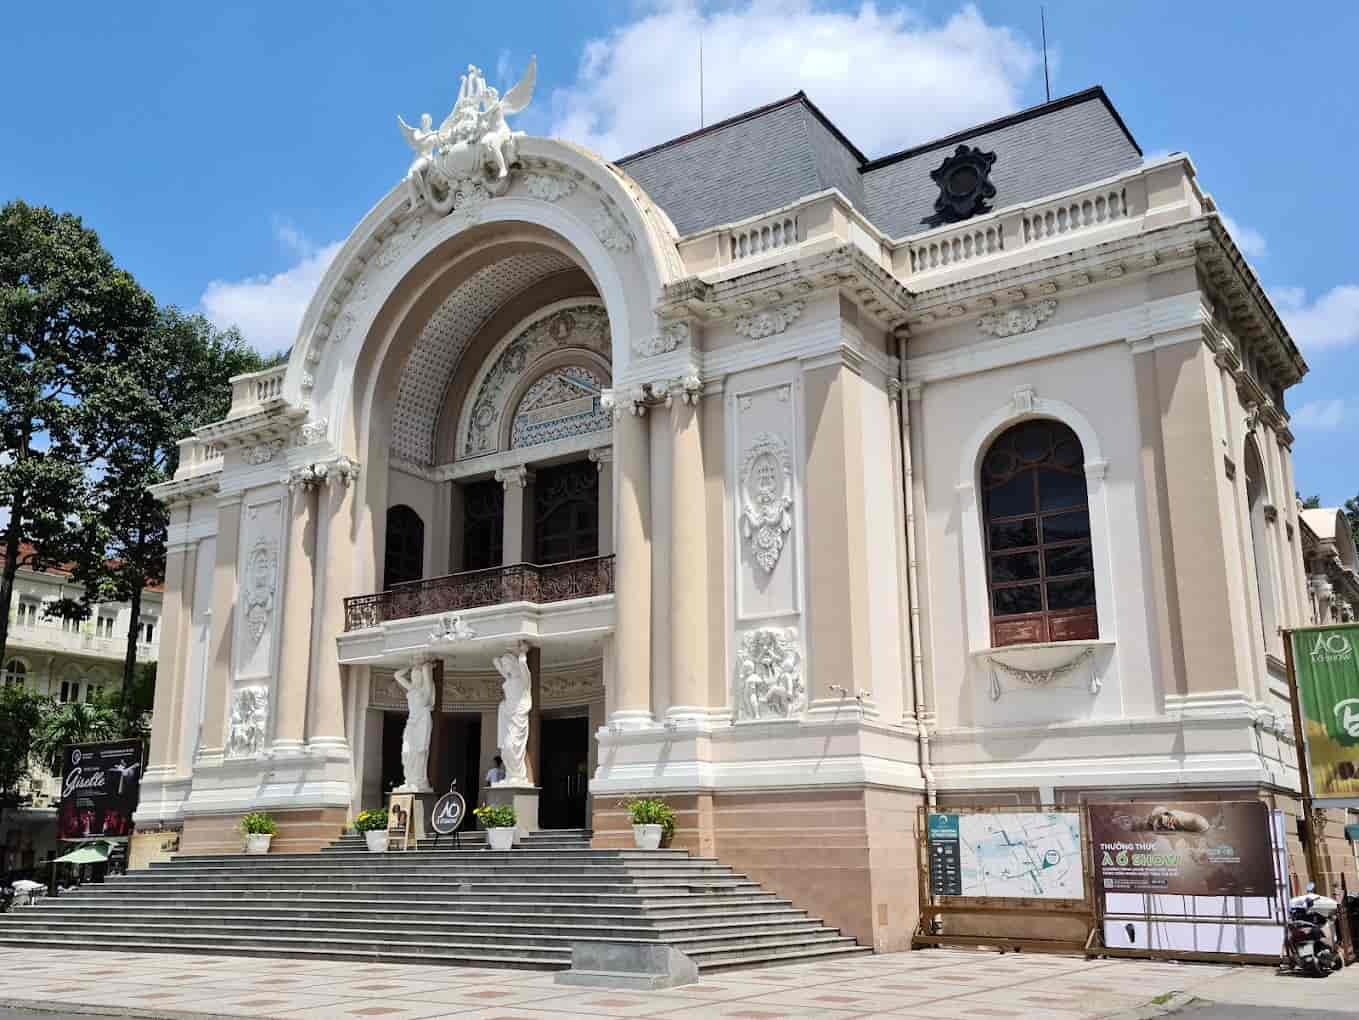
top-left (33, 700), bottom-right (122, 775)
top-left (0, 683), bottom-right (47, 804)
top-left (0, 201), bottom-right (155, 669)
top-left (62, 308), bottom-right (265, 691)
top-left (1345, 495), bottom-right (1359, 545)
top-left (1299, 492), bottom-right (1322, 510)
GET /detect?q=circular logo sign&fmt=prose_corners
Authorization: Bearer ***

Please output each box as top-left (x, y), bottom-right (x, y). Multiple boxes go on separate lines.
top-left (431, 791), bottom-right (467, 835)
top-left (71, 749), bottom-right (82, 765)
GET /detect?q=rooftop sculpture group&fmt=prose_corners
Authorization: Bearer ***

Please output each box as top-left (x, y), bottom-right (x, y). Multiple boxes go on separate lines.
top-left (398, 57), bottom-right (537, 215)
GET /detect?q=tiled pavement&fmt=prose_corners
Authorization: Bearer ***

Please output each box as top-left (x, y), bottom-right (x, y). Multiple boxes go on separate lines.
top-left (0, 944), bottom-right (1352, 1020)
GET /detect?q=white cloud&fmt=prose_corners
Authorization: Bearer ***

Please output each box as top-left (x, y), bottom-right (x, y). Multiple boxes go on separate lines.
top-left (1219, 213), bottom-right (1267, 258)
top-left (549, 1), bottom-right (1039, 160)
top-left (200, 223), bottom-right (342, 355)
top-left (1272, 284), bottom-right (1359, 353)
top-left (1292, 398), bottom-right (1351, 430)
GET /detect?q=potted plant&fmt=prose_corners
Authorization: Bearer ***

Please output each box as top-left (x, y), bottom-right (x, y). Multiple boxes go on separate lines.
top-left (625, 798), bottom-right (675, 850)
top-left (240, 812), bottom-right (278, 854)
top-left (355, 809), bottom-right (389, 852)
top-left (473, 803), bottom-right (517, 850)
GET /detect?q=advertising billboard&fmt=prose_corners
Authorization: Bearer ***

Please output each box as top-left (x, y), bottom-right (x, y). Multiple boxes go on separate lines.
top-left (1289, 625), bottom-right (1359, 806)
top-left (926, 811), bottom-right (1085, 899)
top-left (1088, 801), bottom-right (1275, 897)
top-left (56, 738), bottom-right (143, 840)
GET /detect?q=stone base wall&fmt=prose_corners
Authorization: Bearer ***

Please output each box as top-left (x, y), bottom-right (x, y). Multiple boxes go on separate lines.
top-left (178, 808), bottom-right (347, 856)
top-left (592, 786), bottom-right (922, 952)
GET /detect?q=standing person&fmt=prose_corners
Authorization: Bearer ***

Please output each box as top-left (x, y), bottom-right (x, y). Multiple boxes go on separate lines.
top-left (485, 755), bottom-right (506, 786)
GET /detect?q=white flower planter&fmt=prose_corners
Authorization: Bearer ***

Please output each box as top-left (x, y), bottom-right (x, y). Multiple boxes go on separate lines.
top-left (364, 830), bottom-right (388, 853)
top-left (487, 827), bottom-right (515, 851)
top-left (633, 823), bottom-right (663, 850)
top-left (243, 833), bottom-right (273, 855)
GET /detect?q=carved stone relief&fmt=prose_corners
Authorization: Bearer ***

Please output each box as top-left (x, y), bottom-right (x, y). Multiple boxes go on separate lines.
top-left (523, 173), bottom-right (577, 202)
top-left (462, 303), bottom-right (611, 457)
top-left (241, 440), bottom-right (285, 466)
top-left (592, 205), bottom-right (634, 252)
top-left (977, 298), bottom-right (1057, 338)
top-left (739, 432), bottom-right (794, 574)
top-left (632, 321), bottom-right (690, 358)
top-left (541, 668), bottom-right (604, 705)
top-left (242, 538), bottom-right (279, 646)
top-left (225, 685), bottom-right (269, 758)
top-left (510, 365), bottom-right (610, 449)
top-left (734, 628), bottom-right (805, 721)
top-left (733, 301), bottom-right (804, 340)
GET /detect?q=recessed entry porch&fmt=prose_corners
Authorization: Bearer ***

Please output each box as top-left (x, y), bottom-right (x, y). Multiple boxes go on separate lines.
top-left (338, 558), bottom-right (614, 831)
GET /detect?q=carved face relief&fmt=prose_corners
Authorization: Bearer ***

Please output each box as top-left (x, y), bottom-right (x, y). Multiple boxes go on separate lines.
top-left (734, 628), bottom-right (805, 721)
top-left (739, 432), bottom-right (794, 574)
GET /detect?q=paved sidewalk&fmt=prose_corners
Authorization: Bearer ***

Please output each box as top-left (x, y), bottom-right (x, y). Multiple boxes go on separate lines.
top-left (0, 945), bottom-right (1352, 1019)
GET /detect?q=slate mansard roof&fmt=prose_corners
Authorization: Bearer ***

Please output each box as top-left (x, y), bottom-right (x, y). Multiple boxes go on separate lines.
top-left (616, 86), bottom-right (1143, 240)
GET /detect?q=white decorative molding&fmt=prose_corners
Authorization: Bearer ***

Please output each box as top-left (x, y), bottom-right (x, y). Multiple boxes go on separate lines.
top-left (632, 321), bottom-right (690, 358)
top-left (734, 628), bottom-right (805, 721)
top-left (241, 440), bottom-right (285, 466)
top-left (299, 418), bottom-right (329, 444)
top-left (330, 311), bottom-right (358, 347)
top-left (242, 538), bottom-right (278, 645)
top-left (739, 432), bottom-right (794, 574)
top-left (977, 298), bottom-right (1058, 338)
top-left (374, 215), bottom-right (427, 270)
top-left (650, 375), bottom-right (703, 407)
top-left (600, 385), bottom-right (648, 419)
top-left (1010, 385), bottom-right (1036, 414)
top-left (446, 673), bottom-right (502, 703)
top-left (592, 204), bottom-right (634, 252)
top-left (494, 465), bottom-right (530, 490)
top-left (397, 58), bottom-right (536, 215)
top-left (733, 300), bottom-right (805, 340)
top-left (428, 613), bottom-right (477, 645)
top-left (541, 668), bottom-right (604, 703)
top-left (225, 686), bottom-right (268, 758)
top-left (522, 172), bottom-right (577, 202)
top-left (985, 647), bottom-right (1099, 701)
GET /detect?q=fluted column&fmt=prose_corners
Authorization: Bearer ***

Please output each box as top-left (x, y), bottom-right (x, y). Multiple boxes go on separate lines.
top-left (273, 468), bottom-right (320, 754)
top-left (199, 496), bottom-right (243, 759)
top-left (666, 393), bottom-right (708, 723)
top-left (308, 458), bottom-right (358, 752)
top-left (610, 406), bottom-right (653, 729)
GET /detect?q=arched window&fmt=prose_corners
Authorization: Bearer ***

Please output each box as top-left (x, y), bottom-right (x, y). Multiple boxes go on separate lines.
top-left (3, 659), bottom-right (25, 687)
top-left (383, 505), bottom-right (425, 590)
top-left (1244, 440), bottom-right (1277, 648)
top-left (982, 419), bottom-right (1098, 647)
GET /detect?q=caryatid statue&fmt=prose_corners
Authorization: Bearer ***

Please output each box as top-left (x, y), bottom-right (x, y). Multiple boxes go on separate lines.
top-left (393, 658), bottom-right (436, 793)
top-left (492, 644), bottom-right (532, 785)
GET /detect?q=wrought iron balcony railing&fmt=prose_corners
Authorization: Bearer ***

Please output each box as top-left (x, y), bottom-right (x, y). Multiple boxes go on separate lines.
top-left (343, 554), bottom-right (615, 631)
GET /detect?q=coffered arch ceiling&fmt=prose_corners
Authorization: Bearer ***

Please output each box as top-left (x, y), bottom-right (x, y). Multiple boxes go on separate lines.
top-left (389, 249), bottom-right (580, 465)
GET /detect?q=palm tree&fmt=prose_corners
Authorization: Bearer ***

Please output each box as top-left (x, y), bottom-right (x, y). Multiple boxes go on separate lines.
top-left (34, 701), bottom-right (122, 774)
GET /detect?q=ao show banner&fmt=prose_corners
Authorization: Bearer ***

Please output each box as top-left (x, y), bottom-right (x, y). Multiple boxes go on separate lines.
top-left (1289, 624), bottom-right (1359, 806)
top-left (57, 738), bottom-right (143, 840)
top-left (1088, 801), bottom-right (1275, 897)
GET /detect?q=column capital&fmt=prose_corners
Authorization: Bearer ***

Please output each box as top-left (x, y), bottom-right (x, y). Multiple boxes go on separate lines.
top-left (495, 465), bottom-right (533, 490)
top-left (588, 446), bottom-right (614, 470)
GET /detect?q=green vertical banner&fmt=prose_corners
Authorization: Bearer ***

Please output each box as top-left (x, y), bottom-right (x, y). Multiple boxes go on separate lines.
top-left (1290, 624), bottom-right (1359, 804)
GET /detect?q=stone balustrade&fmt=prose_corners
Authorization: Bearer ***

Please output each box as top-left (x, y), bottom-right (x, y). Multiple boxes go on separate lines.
top-left (227, 365), bottom-right (288, 418)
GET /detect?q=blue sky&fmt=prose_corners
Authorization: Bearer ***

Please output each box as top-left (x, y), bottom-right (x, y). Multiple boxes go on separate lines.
top-left (3, 1), bottom-right (1356, 501)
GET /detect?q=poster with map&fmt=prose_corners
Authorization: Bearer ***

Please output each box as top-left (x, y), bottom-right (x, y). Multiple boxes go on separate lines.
top-left (928, 811), bottom-right (1085, 900)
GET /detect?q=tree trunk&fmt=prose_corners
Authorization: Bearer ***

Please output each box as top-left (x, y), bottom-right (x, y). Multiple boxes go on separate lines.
top-left (0, 487), bottom-right (25, 671)
top-left (123, 584), bottom-right (142, 712)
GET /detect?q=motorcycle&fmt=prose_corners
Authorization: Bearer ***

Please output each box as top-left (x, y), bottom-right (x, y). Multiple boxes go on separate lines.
top-left (1284, 884), bottom-right (1343, 977)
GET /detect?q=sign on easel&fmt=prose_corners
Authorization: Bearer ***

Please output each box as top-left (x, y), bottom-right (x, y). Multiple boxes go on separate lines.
top-left (387, 792), bottom-right (415, 851)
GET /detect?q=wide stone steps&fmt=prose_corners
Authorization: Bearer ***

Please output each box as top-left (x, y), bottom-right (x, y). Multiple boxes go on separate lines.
top-left (0, 829), bottom-right (868, 971)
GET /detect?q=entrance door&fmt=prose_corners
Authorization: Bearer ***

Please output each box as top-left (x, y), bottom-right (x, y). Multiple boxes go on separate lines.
top-left (441, 715), bottom-right (481, 831)
top-left (538, 716), bottom-right (589, 829)
top-left (534, 461), bottom-right (598, 565)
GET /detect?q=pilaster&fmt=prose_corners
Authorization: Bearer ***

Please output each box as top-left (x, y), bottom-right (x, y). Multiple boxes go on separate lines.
top-left (199, 496), bottom-right (243, 760)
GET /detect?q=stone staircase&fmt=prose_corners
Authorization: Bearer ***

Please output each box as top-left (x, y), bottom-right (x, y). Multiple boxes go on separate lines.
top-left (0, 829), bottom-right (867, 972)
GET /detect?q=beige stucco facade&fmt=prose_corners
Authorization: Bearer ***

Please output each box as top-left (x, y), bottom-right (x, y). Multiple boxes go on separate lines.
top-left (135, 91), bottom-right (1344, 950)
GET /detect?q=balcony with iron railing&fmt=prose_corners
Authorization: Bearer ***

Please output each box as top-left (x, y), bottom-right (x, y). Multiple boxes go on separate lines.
top-left (343, 555), bottom-right (616, 631)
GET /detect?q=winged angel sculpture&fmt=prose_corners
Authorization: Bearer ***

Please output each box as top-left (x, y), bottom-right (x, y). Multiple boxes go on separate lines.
top-left (398, 57), bottom-right (537, 214)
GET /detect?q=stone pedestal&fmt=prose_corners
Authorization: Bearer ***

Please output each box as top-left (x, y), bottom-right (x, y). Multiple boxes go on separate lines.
top-left (483, 784), bottom-right (539, 840)
top-left (407, 790), bottom-right (438, 841)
